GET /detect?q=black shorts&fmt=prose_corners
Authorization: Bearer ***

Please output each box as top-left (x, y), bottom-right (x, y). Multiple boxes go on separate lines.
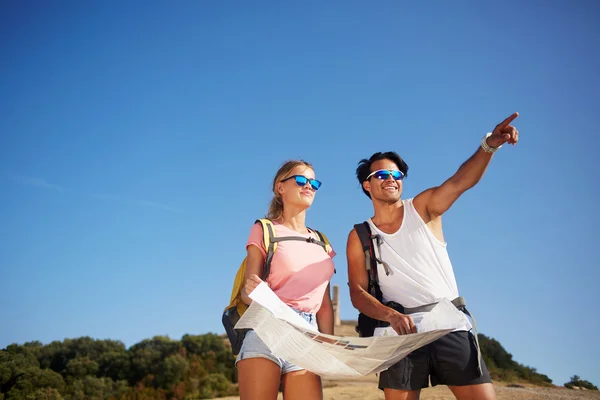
top-left (378, 330), bottom-right (492, 391)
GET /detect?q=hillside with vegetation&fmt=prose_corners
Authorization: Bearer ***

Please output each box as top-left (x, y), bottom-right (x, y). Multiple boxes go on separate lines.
top-left (1, 325), bottom-right (596, 399)
top-left (0, 334), bottom-right (237, 400)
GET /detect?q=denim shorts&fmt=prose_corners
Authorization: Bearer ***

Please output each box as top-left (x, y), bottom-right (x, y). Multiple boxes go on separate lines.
top-left (235, 308), bottom-right (317, 374)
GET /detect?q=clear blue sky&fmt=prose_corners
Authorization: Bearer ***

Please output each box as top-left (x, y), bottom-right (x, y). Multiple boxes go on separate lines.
top-left (1, 0), bottom-right (598, 388)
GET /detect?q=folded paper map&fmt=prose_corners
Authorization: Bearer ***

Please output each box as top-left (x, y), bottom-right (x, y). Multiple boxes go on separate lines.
top-left (235, 283), bottom-right (470, 379)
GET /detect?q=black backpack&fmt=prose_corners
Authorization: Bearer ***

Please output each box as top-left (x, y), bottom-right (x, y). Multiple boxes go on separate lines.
top-left (353, 221), bottom-right (388, 337)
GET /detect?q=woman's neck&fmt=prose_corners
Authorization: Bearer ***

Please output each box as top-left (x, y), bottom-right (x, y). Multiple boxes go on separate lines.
top-left (277, 207), bottom-right (309, 234)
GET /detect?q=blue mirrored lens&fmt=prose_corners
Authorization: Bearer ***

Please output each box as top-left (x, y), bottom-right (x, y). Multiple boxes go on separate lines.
top-left (374, 170), bottom-right (404, 180)
top-left (294, 176), bottom-right (309, 186)
top-left (294, 175), bottom-right (321, 190)
top-left (391, 170), bottom-right (403, 180)
top-left (374, 171), bottom-right (391, 180)
top-left (310, 179), bottom-right (322, 190)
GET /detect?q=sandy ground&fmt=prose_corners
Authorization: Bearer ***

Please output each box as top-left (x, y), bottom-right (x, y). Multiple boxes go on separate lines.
top-left (218, 378), bottom-right (600, 400)
top-left (316, 380), bottom-right (600, 400)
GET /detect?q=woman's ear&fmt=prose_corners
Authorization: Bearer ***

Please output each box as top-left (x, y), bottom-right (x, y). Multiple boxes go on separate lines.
top-left (276, 182), bottom-right (284, 196)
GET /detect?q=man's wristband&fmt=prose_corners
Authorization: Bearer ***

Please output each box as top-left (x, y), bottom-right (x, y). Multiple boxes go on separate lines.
top-left (480, 132), bottom-right (501, 153)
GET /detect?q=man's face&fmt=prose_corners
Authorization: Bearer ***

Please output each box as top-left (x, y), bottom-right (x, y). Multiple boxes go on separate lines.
top-left (362, 159), bottom-right (403, 203)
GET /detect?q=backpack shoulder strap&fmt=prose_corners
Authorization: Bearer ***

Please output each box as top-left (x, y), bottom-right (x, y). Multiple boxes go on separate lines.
top-left (257, 221), bottom-right (335, 277)
top-left (354, 222), bottom-right (372, 254)
top-left (256, 218), bottom-right (276, 251)
top-left (273, 227), bottom-right (330, 254)
top-left (312, 230), bottom-right (332, 254)
top-left (354, 221), bottom-right (381, 301)
top-left (256, 218), bottom-right (277, 280)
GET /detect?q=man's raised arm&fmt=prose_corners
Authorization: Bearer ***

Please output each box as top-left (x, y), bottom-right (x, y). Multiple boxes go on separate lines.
top-left (415, 112), bottom-right (519, 219)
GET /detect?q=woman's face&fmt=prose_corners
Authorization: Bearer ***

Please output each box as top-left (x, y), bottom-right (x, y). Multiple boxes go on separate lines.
top-left (276, 165), bottom-right (320, 210)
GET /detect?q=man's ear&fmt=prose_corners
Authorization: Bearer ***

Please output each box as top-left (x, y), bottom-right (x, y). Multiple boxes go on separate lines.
top-left (362, 180), bottom-right (371, 194)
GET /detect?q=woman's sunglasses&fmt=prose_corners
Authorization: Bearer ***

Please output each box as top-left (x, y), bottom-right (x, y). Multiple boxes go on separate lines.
top-left (366, 169), bottom-right (405, 181)
top-left (281, 175), bottom-right (322, 191)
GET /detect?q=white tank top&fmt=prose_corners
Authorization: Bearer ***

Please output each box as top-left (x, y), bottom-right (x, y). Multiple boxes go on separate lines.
top-left (367, 198), bottom-right (471, 331)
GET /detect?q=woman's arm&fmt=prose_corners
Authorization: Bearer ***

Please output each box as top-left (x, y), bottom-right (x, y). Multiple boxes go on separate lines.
top-left (316, 283), bottom-right (334, 335)
top-left (241, 245), bottom-right (266, 305)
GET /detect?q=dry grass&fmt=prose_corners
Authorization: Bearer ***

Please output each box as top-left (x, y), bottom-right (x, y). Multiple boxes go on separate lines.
top-left (219, 379), bottom-right (600, 400)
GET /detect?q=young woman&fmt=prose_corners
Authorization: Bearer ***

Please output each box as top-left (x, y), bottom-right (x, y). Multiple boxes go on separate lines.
top-left (236, 160), bottom-right (336, 400)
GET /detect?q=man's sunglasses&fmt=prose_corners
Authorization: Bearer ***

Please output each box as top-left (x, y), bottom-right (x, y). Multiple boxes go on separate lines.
top-left (281, 175), bottom-right (322, 191)
top-left (366, 169), bottom-right (405, 181)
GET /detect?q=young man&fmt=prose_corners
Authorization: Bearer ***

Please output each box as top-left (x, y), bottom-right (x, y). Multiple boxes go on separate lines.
top-left (346, 113), bottom-right (519, 400)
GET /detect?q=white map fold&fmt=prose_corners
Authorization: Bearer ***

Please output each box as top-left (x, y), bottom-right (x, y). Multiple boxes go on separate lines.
top-left (235, 283), bottom-right (470, 379)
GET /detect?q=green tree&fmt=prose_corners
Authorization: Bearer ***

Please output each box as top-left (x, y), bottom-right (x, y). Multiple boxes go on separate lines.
top-left (25, 387), bottom-right (63, 400)
top-left (64, 379), bottom-right (85, 400)
top-left (478, 333), bottom-right (552, 385)
top-left (129, 347), bottom-right (162, 385)
top-left (81, 376), bottom-right (106, 400)
top-left (181, 334), bottom-right (225, 358)
top-left (98, 351), bottom-right (130, 382)
top-left (197, 373), bottom-right (233, 399)
top-left (118, 384), bottom-right (167, 400)
top-left (36, 341), bottom-right (70, 374)
top-left (155, 355), bottom-right (188, 389)
top-left (1, 349), bottom-right (66, 398)
top-left (1, 350), bottom-right (40, 393)
top-left (65, 357), bottom-right (99, 380)
top-left (478, 334), bottom-right (515, 370)
top-left (565, 375), bottom-right (598, 390)
top-left (4, 368), bottom-right (65, 400)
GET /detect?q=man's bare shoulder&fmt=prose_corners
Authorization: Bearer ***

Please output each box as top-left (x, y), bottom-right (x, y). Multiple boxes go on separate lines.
top-left (412, 187), bottom-right (439, 223)
top-left (346, 226), bottom-right (360, 245)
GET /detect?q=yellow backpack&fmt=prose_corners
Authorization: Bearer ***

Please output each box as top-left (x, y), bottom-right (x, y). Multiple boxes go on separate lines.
top-left (222, 218), bottom-right (332, 355)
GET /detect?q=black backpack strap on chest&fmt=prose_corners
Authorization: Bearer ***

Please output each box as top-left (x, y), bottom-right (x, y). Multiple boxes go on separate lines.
top-left (266, 230), bottom-right (334, 276)
top-left (354, 222), bottom-right (381, 301)
top-left (353, 221), bottom-right (388, 337)
top-left (273, 235), bottom-right (327, 248)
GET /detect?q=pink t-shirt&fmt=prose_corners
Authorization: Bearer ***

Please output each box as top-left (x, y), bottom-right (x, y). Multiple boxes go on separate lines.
top-left (246, 222), bottom-right (336, 314)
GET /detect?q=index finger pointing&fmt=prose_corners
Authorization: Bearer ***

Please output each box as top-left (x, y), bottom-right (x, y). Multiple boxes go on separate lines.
top-left (498, 112), bottom-right (519, 128)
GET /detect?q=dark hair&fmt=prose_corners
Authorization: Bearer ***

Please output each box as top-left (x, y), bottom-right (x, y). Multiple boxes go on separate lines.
top-left (356, 151), bottom-right (409, 199)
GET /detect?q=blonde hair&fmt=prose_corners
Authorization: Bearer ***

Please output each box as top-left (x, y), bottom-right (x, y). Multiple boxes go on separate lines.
top-left (267, 160), bottom-right (314, 221)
